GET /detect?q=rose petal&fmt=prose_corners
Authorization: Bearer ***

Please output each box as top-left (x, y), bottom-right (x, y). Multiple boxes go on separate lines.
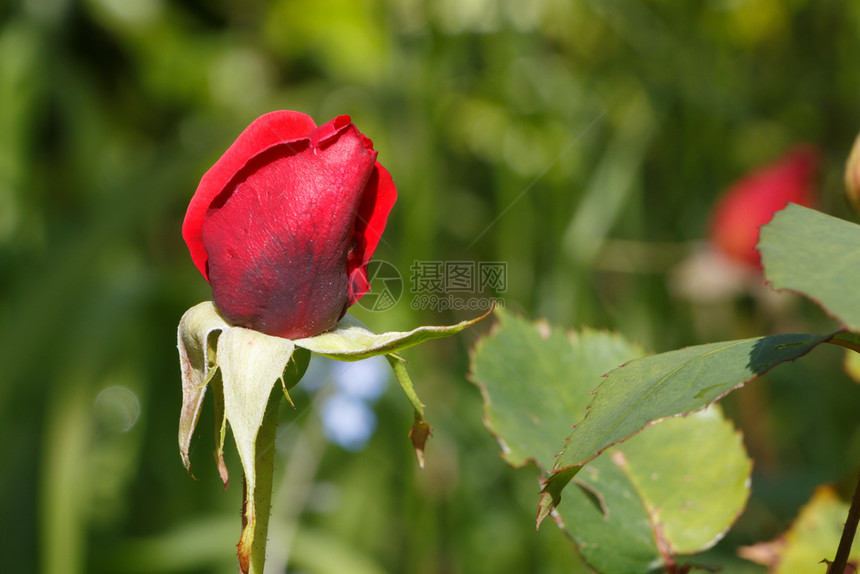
top-left (347, 163), bottom-right (397, 304)
top-left (202, 120), bottom-right (378, 338)
top-left (183, 111), bottom-right (318, 281)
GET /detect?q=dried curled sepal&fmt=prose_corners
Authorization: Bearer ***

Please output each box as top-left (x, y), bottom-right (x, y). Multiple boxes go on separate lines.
top-left (177, 301), bottom-right (231, 476)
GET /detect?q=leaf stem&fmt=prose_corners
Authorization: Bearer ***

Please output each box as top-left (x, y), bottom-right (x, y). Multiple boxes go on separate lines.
top-left (386, 355), bottom-right (424, 418)
top-left (386, 354), bottom-right (431, 468)
top-left (826, 332), bottom-right (860, 355)
top-left (831, 475), bottom-right (860, 574)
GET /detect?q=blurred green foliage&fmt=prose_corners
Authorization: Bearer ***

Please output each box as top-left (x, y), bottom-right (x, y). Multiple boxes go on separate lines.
top-left (2, 0), bottom-right (860, 573)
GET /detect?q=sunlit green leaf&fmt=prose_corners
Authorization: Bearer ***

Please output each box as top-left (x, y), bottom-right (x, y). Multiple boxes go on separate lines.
top-left (559, 408), bottom-right (750, 573)
top-left (606, 408), bottom-right (750, 555)
top-left (760, 203), bottom-right (860, 332)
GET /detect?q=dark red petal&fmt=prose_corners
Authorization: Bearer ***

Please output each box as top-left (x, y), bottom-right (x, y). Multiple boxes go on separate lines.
top-left (347, 163), bottom-right (397, 304)
top-left (348, 266), bottom-right (371, 308)
top-left (182, 111), bottom-right (317, 281)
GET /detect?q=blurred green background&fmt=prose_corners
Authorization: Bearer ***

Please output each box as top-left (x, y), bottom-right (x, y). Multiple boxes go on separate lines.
top-left (2, 0), bottom-right (860, 572)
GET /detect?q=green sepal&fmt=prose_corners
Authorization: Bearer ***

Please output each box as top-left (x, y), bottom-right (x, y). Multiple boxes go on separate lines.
top-left (294, 309), bottom-right (491, 466)
top-left (294, 310), bottom-right (491, 360)
top-left (177, 302), bottom-right (310, 573)
top-left (177, 301), bottom-right (486, 573)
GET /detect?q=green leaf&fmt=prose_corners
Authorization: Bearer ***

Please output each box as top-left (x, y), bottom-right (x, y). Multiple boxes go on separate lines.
top-left (177, 301), bottom-right (231, 476)
top-left (560, 408), bottom-right (750, 573)
top-left (470, 309), bottom-right (644, 471)
top-left (558, 454), bottom-right (660, 573)
top-left (539, 331), bottom-right (833, 526)
top-left (470, 310), bottom-right (752, 571)
top-left (295, 310), bottom-right (491, 360)
top-left (760, 203), bottom-right (860, 332)
top-left (739, 487), bottom-right (860, 573)
top-left (603, 408), bottom-right (750, 555)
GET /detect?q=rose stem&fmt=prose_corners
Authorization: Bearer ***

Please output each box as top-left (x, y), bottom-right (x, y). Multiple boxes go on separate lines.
top-left (831, 474), bottom-right (860, 573)
top-left (247, 389), bottom-right (282, 574)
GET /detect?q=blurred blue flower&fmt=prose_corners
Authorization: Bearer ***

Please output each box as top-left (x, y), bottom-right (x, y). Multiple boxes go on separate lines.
top-left (298, 356), bottom-right (390, 451)
top-left (320, 394), bottom-right (377, 451)
top-left (332, 356), bottom-right (389, 401)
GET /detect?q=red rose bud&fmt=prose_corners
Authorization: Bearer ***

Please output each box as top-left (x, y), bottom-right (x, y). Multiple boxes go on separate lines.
top-left (845, 132), bottom-right (860, 217)
top-left (183, 111), bottom-right (397, 339)
top-left (709, 146), bottom-right (818, 268)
